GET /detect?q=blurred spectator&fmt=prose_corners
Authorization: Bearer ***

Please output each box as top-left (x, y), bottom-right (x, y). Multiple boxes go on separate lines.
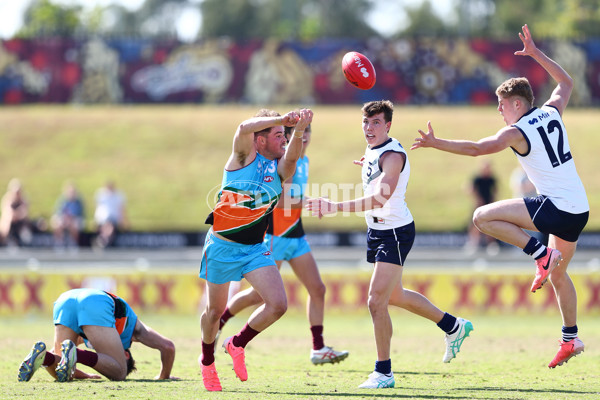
top-left (51, 181), bottom-right (85, 250)
top-left (510, 165), bottom-right (548, 245)
top-left (93, 181), bottom-right (129, 248)
top-left (0, 178), bottom-right (33, 247)
top-left (465, 160), bottom-right (499, 255)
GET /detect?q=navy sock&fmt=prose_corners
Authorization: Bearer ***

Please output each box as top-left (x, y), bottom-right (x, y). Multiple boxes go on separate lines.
top-left (437, 312), bottom-right (458, 334)
top-left (523, 237), bottom-right (546, 259)
top-left (374, 359), bottom-right (392, 375)
top-left (562, 325), bottom-right (578, 342)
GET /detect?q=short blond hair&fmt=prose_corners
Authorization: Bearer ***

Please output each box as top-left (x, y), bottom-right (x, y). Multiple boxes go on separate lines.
top-left (495, 77), bottom-right (534, 106)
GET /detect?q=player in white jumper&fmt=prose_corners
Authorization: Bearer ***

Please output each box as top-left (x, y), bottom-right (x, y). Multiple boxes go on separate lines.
top-left (307, 100), bottom-right (473, 389)
top-left (412, 24), bottom-right (589, 369)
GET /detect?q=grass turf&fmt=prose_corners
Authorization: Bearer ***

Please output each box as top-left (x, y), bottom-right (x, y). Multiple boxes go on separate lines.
top-left (3, 310), bottom-right (599, 399)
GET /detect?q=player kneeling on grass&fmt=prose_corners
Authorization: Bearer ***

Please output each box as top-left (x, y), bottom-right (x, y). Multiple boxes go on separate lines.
top-left (307, 100), bottom-right (473, 389)
top-left (18, 288), bottom-right (177, 382)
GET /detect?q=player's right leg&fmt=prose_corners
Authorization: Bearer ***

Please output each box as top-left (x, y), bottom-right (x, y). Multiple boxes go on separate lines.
top-left (199, 281), bottom-right (230, 390)
top-left (547, 236), bottom-right (584, 368)
top-left (358, 262), bottom-right (402, 389)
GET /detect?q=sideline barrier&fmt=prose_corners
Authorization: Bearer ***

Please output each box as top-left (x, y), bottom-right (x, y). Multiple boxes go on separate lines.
top-left (2, 269), bottom-right (600, 317)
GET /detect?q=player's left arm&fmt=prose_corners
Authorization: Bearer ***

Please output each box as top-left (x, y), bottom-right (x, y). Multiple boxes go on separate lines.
top-left (132, 320), bottom-right (178, 380)
top-left (514, 24), bottom-right (573, 115)
top-left (279, 109), bottom-right (313, 181)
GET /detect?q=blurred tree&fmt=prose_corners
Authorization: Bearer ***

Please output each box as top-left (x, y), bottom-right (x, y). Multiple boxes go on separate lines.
top-left (18, 0), bottom-right (201, 39)
top-left (398, 0), bottom-right (452, 37)
top-left (18, 0), bottom-right (82, 38)
top-left (452, 0), bottom-right (600, 39)
top-left (491, 0), bottom-right (600, 39)
top-left (200, 0), bottom-right (377, 40)
top-left (14, 0), bottom-right (600, 40)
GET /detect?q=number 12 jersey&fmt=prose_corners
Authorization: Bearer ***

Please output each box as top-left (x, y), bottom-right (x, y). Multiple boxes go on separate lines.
top-left (512, 105), bottom-right (588, 214)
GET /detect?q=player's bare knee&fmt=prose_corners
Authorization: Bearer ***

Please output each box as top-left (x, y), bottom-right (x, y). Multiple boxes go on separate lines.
top-left (549, 269), bottom-right (568, 286)
top-left (204, 308), bottom-right (223, 324)
top-left (105, 365), bottom-right (128, 381)
top-left (266, 297), bottom-right (287, 318)
top-left (310, 281), bottom-right (326, 300)
top-left (366, 294), bottom-right (386, 316)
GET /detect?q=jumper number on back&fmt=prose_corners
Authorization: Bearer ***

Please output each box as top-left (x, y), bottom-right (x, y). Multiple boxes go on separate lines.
top-left (536, 120), bottom-right (572, 168)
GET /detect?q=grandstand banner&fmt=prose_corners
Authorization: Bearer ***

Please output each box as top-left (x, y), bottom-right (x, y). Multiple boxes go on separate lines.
top-left (1, 269), bottom-right (599, 316)
top-left (1, 37), bottom-right (599, 105)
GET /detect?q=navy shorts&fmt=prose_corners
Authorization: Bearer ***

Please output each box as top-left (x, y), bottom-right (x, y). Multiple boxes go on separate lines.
top-left (366, 221), bottom-right (415, 266)
top-left (524, 195), bottom-right (589, 242)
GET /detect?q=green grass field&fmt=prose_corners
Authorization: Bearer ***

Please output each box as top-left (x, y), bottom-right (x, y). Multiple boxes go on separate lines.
top-left (3, 310), bottom-right (599, 400)
top-left (1, 105), bottom-right (599, 232)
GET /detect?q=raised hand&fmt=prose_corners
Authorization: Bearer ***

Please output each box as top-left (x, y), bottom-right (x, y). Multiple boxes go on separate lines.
top-left (411, 121), bottom-right (436, 150)
top-left (281, 111), bottom-right (300, 127)
top-left (295, 108), bottom-right (314, 132)
top-left (514, 24), bottom-right (538, 57)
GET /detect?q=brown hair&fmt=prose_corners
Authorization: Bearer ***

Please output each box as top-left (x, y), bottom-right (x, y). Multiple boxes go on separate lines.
top-left (495, 77), bottom-right (534, 106)
top-left (362, 100), bottom-right (394, 123)
top-left (254, 109), bottom-right (281, 137)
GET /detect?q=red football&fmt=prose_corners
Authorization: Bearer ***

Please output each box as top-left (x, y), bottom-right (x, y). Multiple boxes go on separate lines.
top-left (342, 51), bottom-right (376, 90)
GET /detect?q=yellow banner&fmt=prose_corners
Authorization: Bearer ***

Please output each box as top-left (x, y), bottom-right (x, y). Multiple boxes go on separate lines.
top-left (1, 269), bottom-right (599, 316)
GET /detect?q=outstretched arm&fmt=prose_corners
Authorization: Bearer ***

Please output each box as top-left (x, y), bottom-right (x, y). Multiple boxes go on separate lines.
top-left (514, 24), bottom-right (573, 114)
top-left (411, 121), bottom-right (523, 156)
top-left (132, 320), bottom-right (177, 380)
